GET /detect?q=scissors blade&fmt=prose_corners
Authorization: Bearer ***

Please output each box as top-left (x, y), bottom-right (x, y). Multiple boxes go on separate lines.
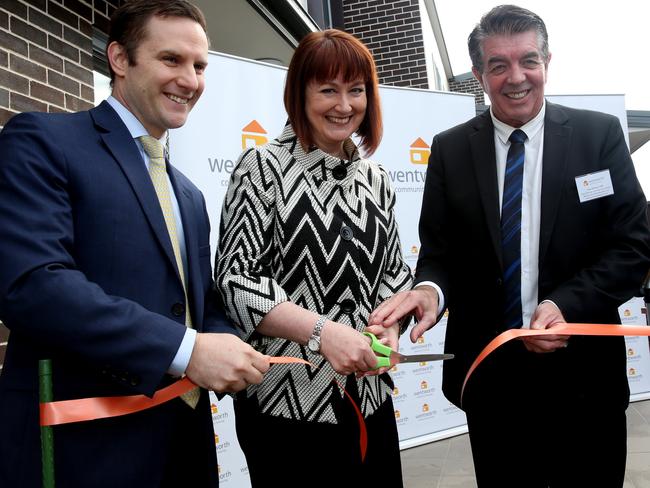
top-left (390, 352), bottom-right (454, 365)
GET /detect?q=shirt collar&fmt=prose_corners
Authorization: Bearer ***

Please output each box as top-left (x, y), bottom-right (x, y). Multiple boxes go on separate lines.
top-left (106, 95), bottom-right (165, 143)
top-left (491, 99), bottom-right (546, 145)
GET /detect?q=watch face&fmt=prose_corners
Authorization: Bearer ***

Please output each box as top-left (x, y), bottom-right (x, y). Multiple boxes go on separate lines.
top-left (307, 337), bottom-right (320, 352)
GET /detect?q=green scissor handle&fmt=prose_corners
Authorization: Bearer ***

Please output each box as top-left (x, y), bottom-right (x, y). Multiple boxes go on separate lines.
top-left (363, 332), bottom-right (393, 369)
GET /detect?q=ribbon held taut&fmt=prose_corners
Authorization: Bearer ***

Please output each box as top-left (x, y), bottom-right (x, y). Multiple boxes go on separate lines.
top-left (460, 323), bottom-right (650, 406)
top-left (39, 356), bottom-right (369, 460)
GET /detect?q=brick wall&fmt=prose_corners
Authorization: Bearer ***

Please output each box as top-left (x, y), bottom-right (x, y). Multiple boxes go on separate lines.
top-left (0, 0), bottom-right (124, 129)
top-left (448, 73), bottom-right (485, 105)
top-left (343, 0), bottom-right (428, 89)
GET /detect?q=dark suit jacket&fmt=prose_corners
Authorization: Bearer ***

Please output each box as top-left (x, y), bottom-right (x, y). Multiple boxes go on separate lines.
top-left (416, 102), bottom-right (650, 410)
top-left (0, 101), bottom-right (232, 487)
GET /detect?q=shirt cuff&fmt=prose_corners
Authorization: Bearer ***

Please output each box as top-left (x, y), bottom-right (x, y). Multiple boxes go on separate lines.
top-left (167, 327), bottom-right (197, 377)
top-left (415, 281), bottom-right (445, 316)
top-left (540, 299), bottom-right (561, 313)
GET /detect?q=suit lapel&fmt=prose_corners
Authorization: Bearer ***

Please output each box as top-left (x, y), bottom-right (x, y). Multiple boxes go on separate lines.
top-left (539, 102), bottom-right (572, 268)
top-left (168, 167), bottom-right (201, 320)
top-left (90, 101), bottom-right (179, 277)
top-left (469, 111), bottom-right (503, 269)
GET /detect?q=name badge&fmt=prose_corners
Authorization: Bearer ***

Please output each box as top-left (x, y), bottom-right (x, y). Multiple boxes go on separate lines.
top-left (575, 170), bottom-right (614, 203)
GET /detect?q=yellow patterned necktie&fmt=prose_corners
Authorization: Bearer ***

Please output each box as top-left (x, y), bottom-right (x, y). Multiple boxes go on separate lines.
top-left (139, 135), bottom-right (200, 408)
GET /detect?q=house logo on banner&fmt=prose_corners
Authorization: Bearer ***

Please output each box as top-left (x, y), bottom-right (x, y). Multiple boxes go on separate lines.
top-left (385, 137), bottom-right (428, 192)
top-left (409, 137), bottom-right (430, 164)
top-left (207, 120), bottom-right (269, 187)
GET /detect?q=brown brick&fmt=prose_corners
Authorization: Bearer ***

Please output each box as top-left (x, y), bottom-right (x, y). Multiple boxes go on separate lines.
top-left (29, 44), bottom-right (63, 71)
top-left (48, 0), bottom-right (78, 29)
top-left (80, 82), bottom-right (93, 102)
top-left (31, 80), bottom-right (65, 105)
top-left (0, 67), bottom-right (29, 94)
top-left (93, 11), bottom-right (109, 33)
top-left (2, 0), bottom-right (28, 18)
top-left (0, 87), bottom-right (8, 107)
top-left (24, 0), bottom-right (47, 10)
top-left (79, 50), bottom-right (92, 69)
top-left (10, 16), bottom-right (47, 47)
top-left (10, 92), bottom-right (48, 112)
top-left (0, 106), bottom-right (18, 126)
top-left (93, 0), bottom-right (107, 16)
top-left (0, 48), bottom-right (7, 67)
top-left (29, 6), bottom-right (63, 36)
top-left (10, 54), bottom-right (46, 81)
top-left (48, 35), bottom-right (79, 61)
top-left (65, 92), bottom-right (92, 111)
top-left (0, 9), bottom-right (8, 29)
top-left (0, 26), bottom-right (29, 56)
top-left (47, 69), bottom-right (79, 95)
top-left (64, 59), bottom-right (92, 85)
top-left (48, 104), bottom-right (67, 113)
top-left (64, 0), bottom-right (92, 21)
top-left (79, 17), bottom-right (92, 37)
top-left (64, 26), bottom-right (91, 51)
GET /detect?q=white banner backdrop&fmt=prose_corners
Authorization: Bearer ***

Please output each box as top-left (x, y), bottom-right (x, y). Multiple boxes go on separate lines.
top-left (170, 53), bottom-right (649, 486)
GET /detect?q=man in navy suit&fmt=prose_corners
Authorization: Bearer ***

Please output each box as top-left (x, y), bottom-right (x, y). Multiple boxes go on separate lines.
top-left (369, 5), bottom-right (650, 487)
top-left (0, 1), bottom-right (269, 486)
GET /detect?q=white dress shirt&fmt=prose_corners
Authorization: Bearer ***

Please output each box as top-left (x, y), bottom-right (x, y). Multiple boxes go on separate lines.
top-left (419, 102), bottom-right (548, 328)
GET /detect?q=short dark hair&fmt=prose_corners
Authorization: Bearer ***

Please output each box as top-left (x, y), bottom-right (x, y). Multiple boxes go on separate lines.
top-left (106, 0), bottom-right (208, 83)
top-left (468, 4), bottom-right (549, 73)
top-left (284, 29), bottom-right (382, 156)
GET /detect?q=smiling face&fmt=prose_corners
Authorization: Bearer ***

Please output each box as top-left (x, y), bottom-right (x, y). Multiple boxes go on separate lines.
top-left (108, 15), bottom-right (208, 138)
top-left (305, 76), bottom-right (367, 157)
top-left (473, 30), bottom-right (550, 128)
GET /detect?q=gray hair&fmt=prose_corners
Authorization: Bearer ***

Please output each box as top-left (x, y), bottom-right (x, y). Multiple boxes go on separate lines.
top-left (468, 4), bottom-right (549, 73)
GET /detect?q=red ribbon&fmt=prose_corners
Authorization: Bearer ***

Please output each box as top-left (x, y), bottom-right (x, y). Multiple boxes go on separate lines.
top-left (460, 323), bottom-right (650, 406)
top-left (39, 356), bottom-right (369, 460)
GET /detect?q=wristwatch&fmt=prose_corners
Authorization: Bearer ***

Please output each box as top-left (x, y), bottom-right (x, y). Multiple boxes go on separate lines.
top-left (307, 315), bottom-right (327, 353)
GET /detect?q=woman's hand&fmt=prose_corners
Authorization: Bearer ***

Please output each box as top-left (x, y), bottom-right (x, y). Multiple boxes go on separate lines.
top-left (361, 323), bottom-right (400, 377)
top-left (319, 320), bottom-right (378, 375)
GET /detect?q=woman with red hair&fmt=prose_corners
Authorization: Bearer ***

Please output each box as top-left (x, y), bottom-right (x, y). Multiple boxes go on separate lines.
top-left (215, 29), bottom-right (411, 486)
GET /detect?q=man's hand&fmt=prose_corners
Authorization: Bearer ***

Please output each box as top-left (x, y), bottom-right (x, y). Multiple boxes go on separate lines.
top-left (522, 301), bottom-right (570, 353)
top-left (368, 286), bottom-right (439, 342)
top-left (185, 333), bottom-right (270, 393)
top-left (319, 321), bottom-right (379, 376)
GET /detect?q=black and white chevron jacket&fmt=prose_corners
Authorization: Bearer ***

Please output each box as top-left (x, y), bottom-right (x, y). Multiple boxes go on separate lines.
top-left (215, 124), bottom-right (413, 423)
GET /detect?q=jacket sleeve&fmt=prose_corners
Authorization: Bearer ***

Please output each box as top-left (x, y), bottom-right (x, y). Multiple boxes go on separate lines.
top-left (547, 116), bottom-right (650, 321)
top-left (214, 146), bottom-right (288, 345)
top-left (0, 113), bottom-right (185, 396)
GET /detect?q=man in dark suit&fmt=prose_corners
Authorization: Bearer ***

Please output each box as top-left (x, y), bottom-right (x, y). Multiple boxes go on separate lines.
top-left (369, 5), bottom-right (650, 487)
top-left (0, 1), bottom-right (269, 487)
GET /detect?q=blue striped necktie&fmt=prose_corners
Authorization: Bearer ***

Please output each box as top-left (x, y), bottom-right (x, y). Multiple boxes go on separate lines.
top-left (501, 129), bottom-right (527, 329)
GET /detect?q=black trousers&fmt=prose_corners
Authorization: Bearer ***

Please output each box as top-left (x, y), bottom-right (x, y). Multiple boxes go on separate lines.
top-left (234, 376), bottom-right (403, 488)
top-left (463, 348), bottom-right (627, 488)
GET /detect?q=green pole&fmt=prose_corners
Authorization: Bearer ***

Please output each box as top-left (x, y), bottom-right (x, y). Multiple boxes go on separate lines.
top-left (38, 359), bottom-right (55, 488)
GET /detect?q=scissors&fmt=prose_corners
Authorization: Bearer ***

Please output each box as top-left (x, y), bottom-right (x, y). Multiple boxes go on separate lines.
top-left (363, 332), bottom-right (454, 369)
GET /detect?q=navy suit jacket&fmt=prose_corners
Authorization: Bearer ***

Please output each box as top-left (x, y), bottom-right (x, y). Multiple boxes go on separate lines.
top-left (416, 102), bottom-right (650, 409)
top-left (0, 101), bottom-right (233, 486)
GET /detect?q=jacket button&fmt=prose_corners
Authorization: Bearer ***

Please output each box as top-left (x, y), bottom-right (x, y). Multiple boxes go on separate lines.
top-left (340, 299), bottom-right (356, 313)
top-left (171, 302), bottom-right (185, 316)
top-left (332, 164), bottom-right (347, 180)
top-left (340, 225), bottom-right (353, 241)
top-left (496, 278), bottom-right (503, 286)
top-left (130, 376), bottom-right (141, 387)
